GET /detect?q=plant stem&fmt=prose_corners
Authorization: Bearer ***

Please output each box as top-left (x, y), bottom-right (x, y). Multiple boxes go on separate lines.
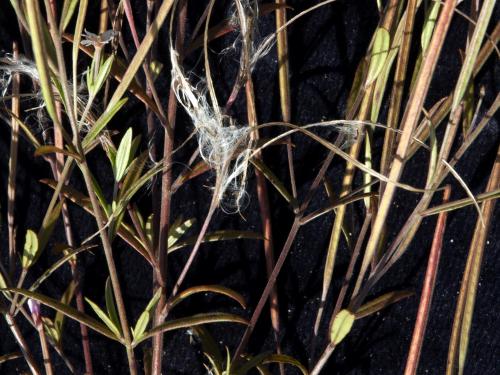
top-left (3, 311), bottom-right (41, 375)
top-left (35, 316), bottom-right (54, 375)
top-left (310, 343), bottom-right (335, 375)
top-left (151, 2), bottom-right (187, 374)
top-left (78, 161), bottom-right (138, 375)
top-left (246, 76), bottom-right (283, 363)
top-left (404, 186), bottom-right (450, 375)
top-left (7, 42), bottom-right (20, 279)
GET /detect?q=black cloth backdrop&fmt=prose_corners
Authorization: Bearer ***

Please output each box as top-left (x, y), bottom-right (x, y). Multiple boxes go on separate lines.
top-left (0, 1), bottom-right (498, 374)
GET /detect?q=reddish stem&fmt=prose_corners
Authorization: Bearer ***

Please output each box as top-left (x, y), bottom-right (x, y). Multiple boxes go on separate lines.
top-left (404, 186), bottom-right (451, 375)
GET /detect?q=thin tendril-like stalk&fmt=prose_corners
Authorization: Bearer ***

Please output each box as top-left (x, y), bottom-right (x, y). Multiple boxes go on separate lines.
top-left (404, 186), bottom-right (451, 375)
top-left (7, 42), bottom-right (20, 279)
top-left (151, 1), bottom-right (187, 373)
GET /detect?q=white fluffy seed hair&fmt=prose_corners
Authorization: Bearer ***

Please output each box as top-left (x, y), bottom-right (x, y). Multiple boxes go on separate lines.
top-left (0, 54), bottom-right (97, 132)
top-left (170, 48), bottom-right (252, 211)
top-left (0, 55), bottom-right (41, 97)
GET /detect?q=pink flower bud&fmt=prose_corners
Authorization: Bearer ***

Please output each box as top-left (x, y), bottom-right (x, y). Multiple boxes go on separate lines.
top-left (27, 298), bottom-right (41, 326)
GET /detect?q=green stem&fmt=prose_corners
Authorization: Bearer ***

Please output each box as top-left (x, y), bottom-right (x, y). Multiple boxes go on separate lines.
top-left (78, 160), bottom-right (138, 375)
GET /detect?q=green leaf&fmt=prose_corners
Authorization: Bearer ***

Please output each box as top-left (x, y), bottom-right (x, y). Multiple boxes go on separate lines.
top-left (0, 271), bottom-right (10, 298)
top-left (191, 327), bottom-right (224, 374)
top-left (451, 0), bottom-right (496, 110)
top-left (421, 0), bottom-right (441, 53)
top-left (251, 158), bottom-right (296, 207)
top-left (235, 352), bottom-right (308, 375)
top-left (133, 313), bottom-right (248, 346)
top-left (355, 290), bottom-right (413, 319)
top-left (2, 288), bottom-right (119, 341)
top-left (114, 127), bottom-right (133, 182)
top-left (105, 278), bottom-right (120, 334)
top-left (38, 200), bottom-right (64, 256)
top-left (132, 288), bottom-right (162, 341)
top-left (168, 231), bottom-right (262, 253)
top-left (82, 98), bottom-right (128, 149)
top-left (235, 352), bottom-right (271, 375)
top-left (366, 27), bottom-right (390, 86)
top-left (25, 1), bottom-right (59, 128)
top-left (119, 151), bottom-right (148, 202)
top-left (145, 214), bottom-right (154, 244)
top-left (90, 173), bottom-right (111, 217)
top-left (42, 316), bottom-right (61, 346)
top-left (34, 145), bottom-right (81, 161)
top-left (330, 309), bottom-right (355, 345)
top-left (150, 60), bottom-right (163, 82)
top-left (40, 179), bottom-right (153, 264)
top-left (85, 297), bottom-right (122, 339)
top-left (261, 354), bottom-right (308, 375)
top-left (22, 229), bottom-right (39, 269)
top-left (14, 246), bottom-right (93, 315)
top-left (54, 281), bottom-right (78, 342)
top-left (59, 0), bottom-right (80, 32)
top-left (168, 217), bottom-right (195, 248)
top-left (168, 285), bottom-right (246, 310)
top-left (421, 189), bottom-right (500, 217)
top-left (132, 310), bottom-right (150, 343)
top-left (92, 55), bottom-right (115, 96)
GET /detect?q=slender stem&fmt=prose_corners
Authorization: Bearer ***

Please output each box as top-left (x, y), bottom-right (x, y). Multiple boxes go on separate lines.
top-left (7, 42), bottom-right (20, 279)
top-left (36, 317), bottom-right (54, 375)
top-left (311, 343), bottom-right (335, 375)
top-left (78, 161), bottom-right (137, 375)
top-left (404, 186), bottom-right (451, 375)
top-left (275, 0), bottom-right (297, 199)
top-left (3, 311), bottom-right (41, 375)
top-left (245, 75), bottom-right (282, 361)
top-left (151, 2), bottom-right (187, 374)
top-left (234, 217), bottom-right (302, 360)
top-left (234, 127), bottom-right (350, 361)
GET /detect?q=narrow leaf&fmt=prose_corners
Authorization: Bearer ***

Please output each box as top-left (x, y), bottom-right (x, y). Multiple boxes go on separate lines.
top-left (60, 0), bottom-right (80, 32)
top-left (82, 98), bottom-right (128, 149)
top-left (91, 55), bottom-right (115, 96)
top-left (132, 288), bottom-right (162, 341)
top-left (134, 313), bottom-right (248, 346)
top-left (34, 145), bottom-right (81, 161)
top-left (355, 290), bottom-right (414, 319)
top-left (2, 288), bottom-right (118, 341)
top-left (366, 27), bottom-right (390, 86)
top-left (421, 0), bottom-right (441, 52)
top-left (85, 297), bottom-right (122, 339)
top-left (114, 128), bottom-right (134, 182)
top-left (261, 354), bottom-right (308, 375)
top-left (105, 278), bottom-right (120, 333)
top-left (168, 231), bottom-right (262, 253)
top-left (168, 285), bottom-right (246, 310)
top-left (168, 217), bottom-right (195, 248)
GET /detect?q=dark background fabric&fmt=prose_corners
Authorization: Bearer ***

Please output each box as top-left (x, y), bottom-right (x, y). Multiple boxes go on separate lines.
top-left (0, 1), bottom-right (498, 374)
